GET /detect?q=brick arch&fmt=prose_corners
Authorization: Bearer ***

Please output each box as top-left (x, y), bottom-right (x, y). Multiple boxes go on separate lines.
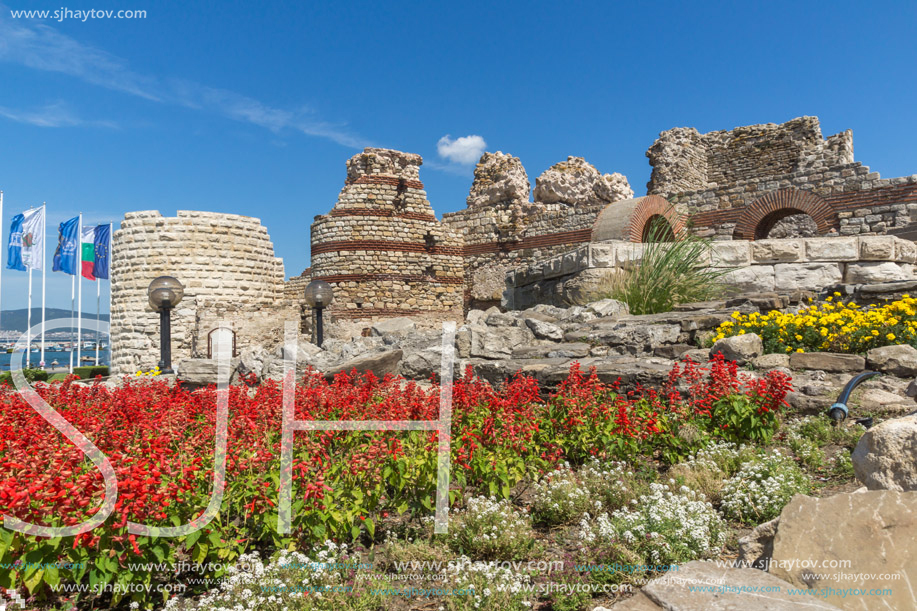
top-left (592, 195), bottom-right (685, 243)
top-left (733, 188), bottom-right (836, 240)
top-left (626, 195), bottom-right (685, 242)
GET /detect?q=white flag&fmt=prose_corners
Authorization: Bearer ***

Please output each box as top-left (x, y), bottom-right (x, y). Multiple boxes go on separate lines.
top-left (21, 207), bottom-right (45, 271)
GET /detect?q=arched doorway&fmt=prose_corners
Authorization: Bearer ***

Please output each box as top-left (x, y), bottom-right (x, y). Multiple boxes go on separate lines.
top-left (591, 195), bottom-right (684, 243)
top-left (733, 188), bottom-right (836, 240)
top-left (754, 210), bottom-right (818, 239)
top-left (641, 214), bottom-right (676, 242)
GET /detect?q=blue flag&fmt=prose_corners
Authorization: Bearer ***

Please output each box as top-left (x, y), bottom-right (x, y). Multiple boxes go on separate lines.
top-left (6, 214), bottom-right (26, 271)
top-left (52, 216), bottom-right (80, 275)
top-left (93, 224), bottom-right (111, 280)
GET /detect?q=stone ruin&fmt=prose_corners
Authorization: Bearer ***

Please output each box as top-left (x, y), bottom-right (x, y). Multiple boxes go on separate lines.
top-left (108, 115), bottom-right (917, 374)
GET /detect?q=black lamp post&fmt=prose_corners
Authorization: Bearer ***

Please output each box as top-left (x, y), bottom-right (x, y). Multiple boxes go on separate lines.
top-left (148, 276), bottom-right (184, 374)
top-left (304, 280), bottom-right (334, 347)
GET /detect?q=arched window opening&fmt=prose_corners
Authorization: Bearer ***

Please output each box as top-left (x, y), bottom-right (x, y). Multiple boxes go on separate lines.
top-left (208, 327), bottom-right (236, 360)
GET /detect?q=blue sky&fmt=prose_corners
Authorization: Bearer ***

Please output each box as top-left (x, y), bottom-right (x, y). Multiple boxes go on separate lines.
top-left (1, 0), bottom-right (916, 315)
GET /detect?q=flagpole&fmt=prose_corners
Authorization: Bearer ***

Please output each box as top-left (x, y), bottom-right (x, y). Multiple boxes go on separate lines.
top-left (96, 271), bottom-right (100, 365)
top-left (0, 190), bottom-right (4, 344)
top-left (69, 263), bottom-right (75, 373)
top-left (77, 213), bottom-right (82, 369)
top-left (40, 203), bottom-right (46, 369)
top-left (26, 267), bottom-right (31, 369)
top-left (107, 222), bottom-right (112, 366)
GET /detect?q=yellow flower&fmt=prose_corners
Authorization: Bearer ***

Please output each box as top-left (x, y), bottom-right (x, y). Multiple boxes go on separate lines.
top-left (887, 333), bottom-right (896, 341)
top-left (796, 348), bottom-right (804, 353)
top-left (795, 334), bottom-right (803, 341)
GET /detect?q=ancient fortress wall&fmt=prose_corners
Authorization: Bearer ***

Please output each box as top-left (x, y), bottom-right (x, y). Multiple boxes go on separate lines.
top-left (309, 149), bottom-right (464, 322)
top-left (442, 153), bottom-right (636, 309)
top-left (505, 235), bottom-right (917, 309)
top-left (647, 117), bottom-right (917, 240)
top-left (110, 210), bottom-right (288, 375)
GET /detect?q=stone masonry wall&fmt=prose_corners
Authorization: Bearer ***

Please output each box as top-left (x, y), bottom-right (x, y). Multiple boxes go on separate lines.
top-left (110, 210), bottom-right (287, 375)
top-left (443, 153), bottom-right (634, 310)
top-left (646, 116), bottom-right (917, 240)
top-left (505, 235), bottom-right (917, 309)
top-left (310, 148), bottom-right (464, 322)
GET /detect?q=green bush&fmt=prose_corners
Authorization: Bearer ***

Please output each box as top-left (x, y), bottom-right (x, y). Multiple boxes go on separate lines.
top-left (594, 217), bottom-right (730, 315)
top-left (73, 366), bottom-right (110, 379)
top-left (0, 368), bottom-right (49, 385)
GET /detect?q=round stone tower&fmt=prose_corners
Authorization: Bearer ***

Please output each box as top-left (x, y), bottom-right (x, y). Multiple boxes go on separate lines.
top-left (310, 148), bottom-right (464, 322)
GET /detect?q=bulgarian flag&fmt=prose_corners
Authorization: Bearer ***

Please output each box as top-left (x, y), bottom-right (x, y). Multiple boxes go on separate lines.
top-left (81, 225), bottom-right (97, 280)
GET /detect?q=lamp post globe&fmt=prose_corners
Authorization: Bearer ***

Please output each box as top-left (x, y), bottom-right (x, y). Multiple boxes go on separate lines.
top-left (304, 280), bottom-right (334, 347)
top-left (147, 276), bottom-right (184, 374)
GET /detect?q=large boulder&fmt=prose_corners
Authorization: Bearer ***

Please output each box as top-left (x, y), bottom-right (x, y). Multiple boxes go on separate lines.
top-left (710, 333), bottom-right (763, 365)
top-left (789, 352), bottom-right (866, 373)
top-left (851, 415), bottom-right (917, 491)
top-left (370, 317), bottom-right (416, 337)
top-left (585, 298), bottom-right (629, 318)
top-left (470, 326), bottom-right (534, 360)
top-left (737, 517), bottom-right (780, 569)
top-left (770, 491), bottom-right (917, 610)
top-left (177, 359), bottom-right (224, 385)
top-left (533, 156), bottom-right (633, 207)
top-left (323, 350), bottom-right (403, 379)
top-left (613, 560), bottom-right (840, 610)
top-left (524, 317), bottom-right (564, 341)
top-left (866, 344), bottom-right (917, 378)
top-left (466, 151), bottom-right (531, 207)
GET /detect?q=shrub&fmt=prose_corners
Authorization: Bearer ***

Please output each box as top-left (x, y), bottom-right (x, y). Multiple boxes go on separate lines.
top-left (448, 496), bottom-right (535, 560)
top-left (669, 442), bottom-right (758, 504)
top-left (784, 416), bottom-right (864, 449)
top-left (578, 459), bottom-right (650, 511)
top-left (0, 368), bottom-right (49, 385)
top-left (720, 451), bottom-right (810, 523)
top-left (444, 558), bottom-right (535, 611)
top-left (830, 450), bottom-right (856, 478)
top-left (164, 542), bottom-right (385, 610)
top-left (578, 483), bottom-right (726, 568)
top-left (73, 366), bottom-right (110, 379)
top-left (710, 293), bottom-right (917, 354)
top-left (531, 466), bottom-right (592, 525)
top-left (786, 432), bottom-right (825, 470)
top-left (594, 217), bottom-right (730, 315)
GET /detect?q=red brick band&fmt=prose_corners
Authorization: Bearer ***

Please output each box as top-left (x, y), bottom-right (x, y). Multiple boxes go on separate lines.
top-left (331, 307), bottom-right (459, 319)
top-left (329, 209), bottom-right (437, 222)
top-left (312, 240), bottom-right (462, 256)
top-left (689, 183), bottom-right (917, 237)
top-left (350, 176), bottom-right (425, 189)
top-left (462, 229), bottom-right (593, 255)
top-left (313, 273), bottom-right (463, 284)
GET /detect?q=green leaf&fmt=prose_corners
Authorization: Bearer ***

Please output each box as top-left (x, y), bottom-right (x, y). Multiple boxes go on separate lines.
top-left (184, 529), bottom-right (202, 550)
top-left (351, 525), bottom-right (361, 540)
top-left (22, 567), bottom-right (44, 594)
top-left (193, 543), bottom-right (209, 564)
top-left (364, 518), bottom-right (375, 539)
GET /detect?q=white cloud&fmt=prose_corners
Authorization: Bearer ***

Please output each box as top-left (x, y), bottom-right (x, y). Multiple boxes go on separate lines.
top-left (0, 101), bottom-right (116, 128)
top-left (437, 134), bottom-right (487, 165)
top-left (0, 9), bottom-right (368, 147)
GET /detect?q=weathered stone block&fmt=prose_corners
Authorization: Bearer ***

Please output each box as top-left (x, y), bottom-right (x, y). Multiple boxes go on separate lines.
top-left (752, 239), bottom-right (803, 263)
top-left (720, 265), bottom-right (776, 292)
top-left (803, 237), bottom-right (857, 261)
top-left (789, 351), bottom-right (865, 372)
top-left (858, 235), bottom-right (896, 260)
top-left (710, 241), bottom-right (751, 266)
top-left (589, 243), bottom-right (616, 268)
top-left (774, 262), bottom-right (843, 290)
top-left (845, 262), bottom-right (914, 284)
